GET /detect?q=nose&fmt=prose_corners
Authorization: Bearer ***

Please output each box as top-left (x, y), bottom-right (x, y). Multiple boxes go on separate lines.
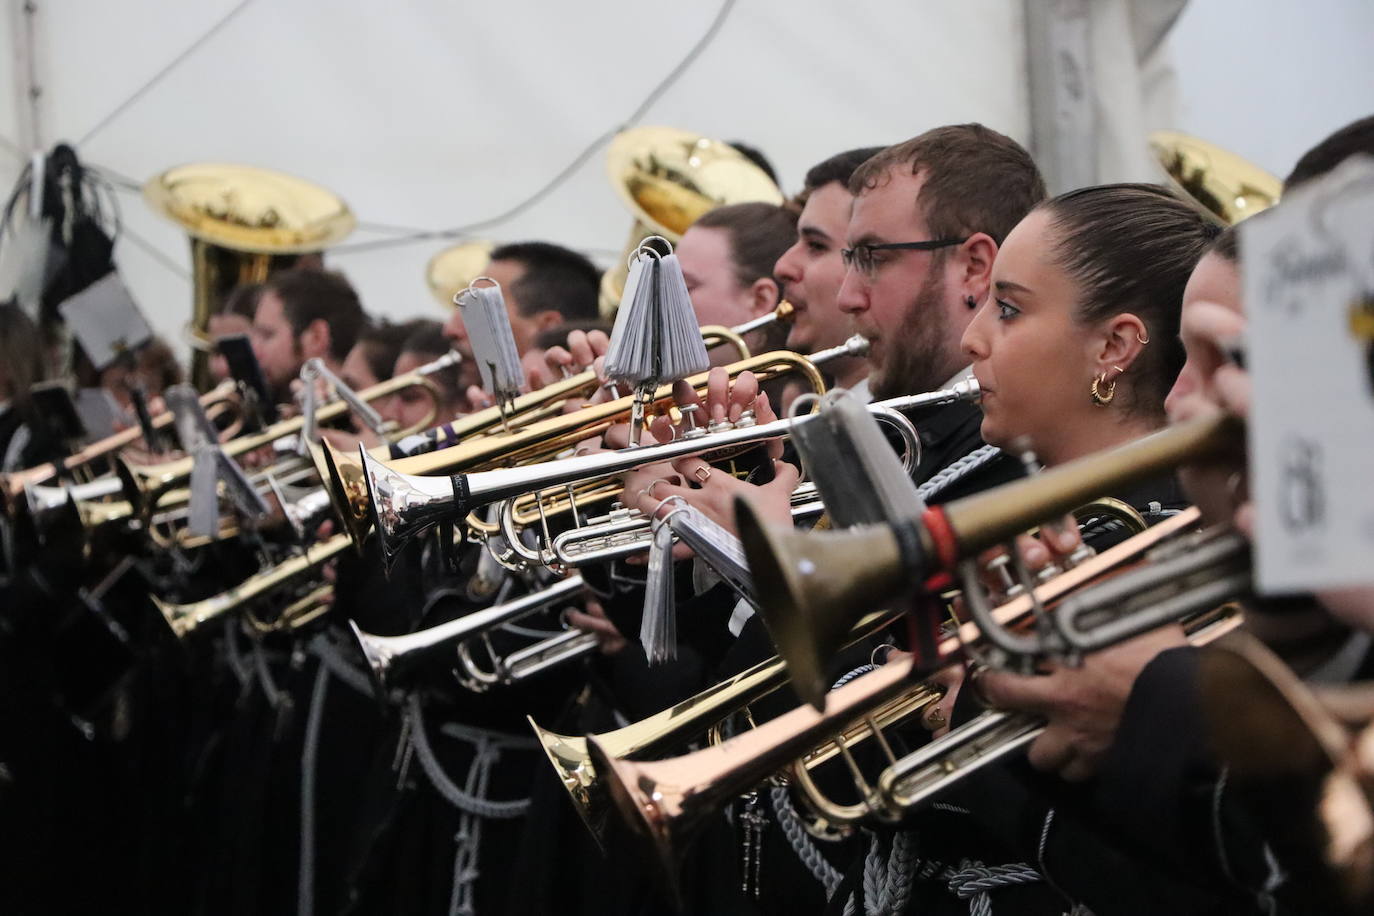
top-left (1164, 362), bottom-right (1199, 416)
top-left (774, 241), bottom-right (802, 286)
top-left (443, 311), bottom-right (468, 349)
top-left (960, 300), bottom-right (992, 361)
top-left (836, 266), bottom-right (865, 315)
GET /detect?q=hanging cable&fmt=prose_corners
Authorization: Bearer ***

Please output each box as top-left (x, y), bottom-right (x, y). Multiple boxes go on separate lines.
top-left (330, 0), bottom-right (738, 256)
top-left (78, 0), bottom-right (259, 145)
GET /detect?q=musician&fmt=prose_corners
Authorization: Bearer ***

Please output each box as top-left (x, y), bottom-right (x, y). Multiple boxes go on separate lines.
top-left (441, 241), bottom-right (600, 359)
top-left (208, 283), bottom-right (262, 384)
top-left (339, 319), bottom-right (413, 392)
top-left (594, 126), bottom-right (1046, 916)
top-left (953, 118), bottom-right (1374, 916)
top-left (249, 268), bottom-right (367, 403)
top-left (383, 320), bottom-right (469, 430)
top-left (0, 300), bottom-right (50, 470)
top-left (676, 201), bottom-right (797, 360)
top-left (774, 146), bottom-right (884, 395)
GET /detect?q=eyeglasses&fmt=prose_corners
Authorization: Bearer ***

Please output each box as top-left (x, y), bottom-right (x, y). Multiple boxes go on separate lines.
top-left (840, 238), bottom-right (968, 278)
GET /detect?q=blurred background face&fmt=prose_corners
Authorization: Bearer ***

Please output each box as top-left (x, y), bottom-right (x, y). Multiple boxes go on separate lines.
top-left (774, 182), bottom-right (855, 354)
top-left (1168, 251), bottom-right (1244, 524)
top-left (340, 341), bottom-right (383, 391)
top-left (382, 349), bottom-right (437, 431)
top-left (249, 291), bottom-right (302, 393)
top-left (676, 225), bottom-right (757, 330)
top-left (208, 313), bottom-right (252, 383)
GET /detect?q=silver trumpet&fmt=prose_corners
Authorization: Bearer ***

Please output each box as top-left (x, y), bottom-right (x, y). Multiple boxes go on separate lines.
top-left (349, 574), bottom-right (591, 693)
top-left (548, 485), bottom-right (827, 568)
top-left (362, 379), bottom-right (965, 574)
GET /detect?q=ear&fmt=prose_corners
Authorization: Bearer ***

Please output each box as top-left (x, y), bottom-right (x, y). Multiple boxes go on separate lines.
top-left (301, 318), bottom-right (331, 360)
top-left (955, 232), bottom-right (998, 303)
top-left (747, 278), bottom-right (780, 317)
top-left (533, 309), bottom-right (564, 333)
top-left (1093, 312), bottom-right (1149, 376)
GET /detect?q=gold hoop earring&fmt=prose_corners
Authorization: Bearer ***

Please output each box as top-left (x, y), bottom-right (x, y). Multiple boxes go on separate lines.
top-left (1136, 330), bottom-right (1150, 344)
top-left (1090, 372), bottom-right (1117, 406)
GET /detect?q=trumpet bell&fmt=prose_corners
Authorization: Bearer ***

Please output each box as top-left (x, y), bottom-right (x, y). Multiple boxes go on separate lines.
top-left (527, 720), bottom-right (609, 846)
top-left (319, 439), bottom-right (372, 553)
top-left (735, 497), bottom-right (920, 711)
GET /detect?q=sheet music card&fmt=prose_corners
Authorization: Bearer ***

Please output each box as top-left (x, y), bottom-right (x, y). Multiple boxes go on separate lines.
top-left (1242, 155), bottom-right (1374, 593)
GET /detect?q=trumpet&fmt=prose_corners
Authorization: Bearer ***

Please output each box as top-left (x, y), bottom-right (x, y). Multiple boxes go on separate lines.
top-left (738, 411), bottom-right (1245, 708)
top-left (315, 323), bottom-right (836, 549)
top-left (0, 379), bottom-right (241, 515)
top-left (151, 533), bottom-right (350, 639)
top-left (361, 375), bottom-right (971, 574)
top-left (590, 509), bottom-right (1249, 884)
top-left (116, 351), bottom-right (460, 518)
top-left (348, 575), bottom-right (589, 693)
top-left (528, 611), bottom-right (897, 843)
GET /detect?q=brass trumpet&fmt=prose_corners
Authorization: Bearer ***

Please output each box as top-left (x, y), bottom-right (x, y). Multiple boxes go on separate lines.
top-left (738, 411), bottom-right (1245, 708)
top-left (0, 379), bottom-right (240, 515)
top-left (590, 509), bottom-right (1249, 884)
top-left (116, 351), bottom-right (459, 518)
top-left (314, 322), bottom-right (795, 546)
top-left (361, 374), bottom-right (969, 573)
top-left (151, 533), bottom-right (350, 639)
top-left (348, 575), bottom-right (589, 693)
top-left (528, 611), bottom-right (897, 843)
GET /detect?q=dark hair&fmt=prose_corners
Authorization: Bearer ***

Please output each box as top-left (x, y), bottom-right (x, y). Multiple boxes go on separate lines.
top-left (488, 242), bottom-right (600, 322)
top-left (353, 319), bottom-right (414, 383)
top-left (0, 300), bottom-right (45, 411)
top-left (533, 318), bottom-right (614, 351)
top-left (849, 124), bottom-right (1046, 246)
top-left (135, 336), bottom-right (183, 394)
top-left (691, 202), bottom-right (798, 291)
top-left (727, 140), bottom-right (780, 187)
top-left (1041, 183), bottom-right (1222, 418)
top-left (1208, 225), bottom-right (1240, 263)
top-left (399, 319), bottom-right (463, 406)
top-left (262, 269), bottom-right (366, 362)
top-left (801, 146), bottom-right (886, 201)
top-left (1285, 115), bottom-right (1374, 191)
top-left (218, 283), bottom-right (263, 319)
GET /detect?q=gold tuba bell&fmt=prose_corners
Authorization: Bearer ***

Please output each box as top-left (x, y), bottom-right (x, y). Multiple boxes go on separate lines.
top-left (600, 127), bottom-right (784, 312)
top-left (143, 163), bottom-right (356, 389)
top-left (1149, 130), bottom-right (1282, 226)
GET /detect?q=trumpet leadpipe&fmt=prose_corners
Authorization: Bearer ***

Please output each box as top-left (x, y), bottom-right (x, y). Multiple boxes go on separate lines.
top-left (151, 533), bottom-right (351, 639)
top-left (348, 574), bottom-right (585, 692)
top-left (364, 380), bottom-right (975, 573)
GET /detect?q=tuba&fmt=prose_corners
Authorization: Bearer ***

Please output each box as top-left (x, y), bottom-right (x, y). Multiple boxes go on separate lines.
top-left (143, 163), bottom-right (356, 390)
top-left (1149, 130), bottom-right (1281, 226)
top-left (600, 127), bottom-right (784, 313)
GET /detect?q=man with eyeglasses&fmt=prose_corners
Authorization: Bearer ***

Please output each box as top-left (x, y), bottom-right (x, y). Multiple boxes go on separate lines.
top-left (836, 123), bottom-right (1045, 491)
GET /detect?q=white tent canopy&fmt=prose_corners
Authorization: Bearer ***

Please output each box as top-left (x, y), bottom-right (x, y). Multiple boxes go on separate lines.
top-left (2, 0), bottom-right (1372, 354)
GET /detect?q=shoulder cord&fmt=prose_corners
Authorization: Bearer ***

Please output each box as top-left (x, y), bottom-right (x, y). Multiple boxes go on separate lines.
top-left (403, 693), bottom-right (532, 819)
top-left (917, 445), bottom-right (1002, 502)
top-left (297, 662), bottom-right (330, 916)
top-left (402, 695), bottom-right (536, 916)
top-left (769, 664), bottom-right (875, 900)
top-left (222, 615), bottom-right (252, 691)
top-left (853, 828), bottom-right (918, 916)
top-left (307, 630), bottom-right (377, 697)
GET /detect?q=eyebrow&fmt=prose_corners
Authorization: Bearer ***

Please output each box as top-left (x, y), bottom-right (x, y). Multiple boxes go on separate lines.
top-left (994, 279), bottom-right (1034, 296)
top-left (847, 232), bottom-right (889, 248)
top-left (799, 225), bottom-right (832, 242)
